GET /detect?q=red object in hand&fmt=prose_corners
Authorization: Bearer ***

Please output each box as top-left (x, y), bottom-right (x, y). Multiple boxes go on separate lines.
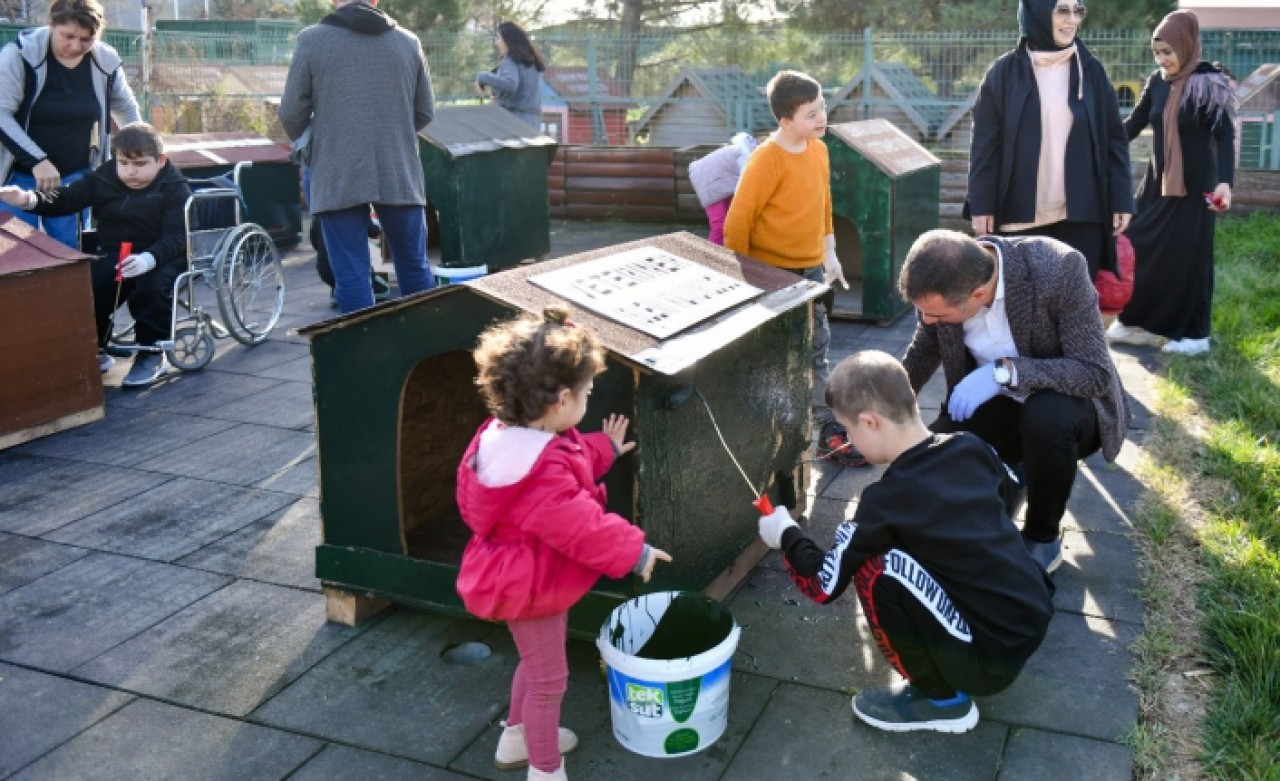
top-left (115, 242), bottom-right (132, 281)
top-left (1203, 192), bottom-right (1226, 209)
top-left (752, 495), bottom-right (774, 515)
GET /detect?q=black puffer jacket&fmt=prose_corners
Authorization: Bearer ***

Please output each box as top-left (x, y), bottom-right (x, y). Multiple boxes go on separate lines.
top-left (30, 158), bottom-right (191, 267)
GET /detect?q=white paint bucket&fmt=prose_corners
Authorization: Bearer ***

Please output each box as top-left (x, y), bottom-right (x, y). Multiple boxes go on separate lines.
top-left (429, 262), bottom-right (487, 286)
top-left (596, 591), bottom-right (740, 758)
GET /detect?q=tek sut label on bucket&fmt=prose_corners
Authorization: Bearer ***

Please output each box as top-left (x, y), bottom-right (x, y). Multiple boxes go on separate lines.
top-left (596, 591), bottom-right (741, 758)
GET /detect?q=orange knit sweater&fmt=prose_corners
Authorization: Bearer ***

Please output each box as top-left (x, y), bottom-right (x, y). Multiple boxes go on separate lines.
top-left (723, 138), bottom-right (833, 269)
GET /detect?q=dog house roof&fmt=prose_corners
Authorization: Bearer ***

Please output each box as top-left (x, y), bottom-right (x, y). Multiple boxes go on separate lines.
top-left (827, 119), bottom-right (940, 178)
top-left (298, 232), bottom-right (825, 375)
top-left (420, 104), bottom-right (557, 158)
top-left (0, 214), bottom-right (92, 275)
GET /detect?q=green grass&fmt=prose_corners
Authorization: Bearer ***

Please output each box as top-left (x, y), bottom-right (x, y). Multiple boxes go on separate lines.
top-left (1151, 213), bottom-right (1280, 779)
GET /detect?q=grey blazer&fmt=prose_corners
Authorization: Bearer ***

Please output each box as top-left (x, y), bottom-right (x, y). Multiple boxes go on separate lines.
top-left (901, 235), bottom-right (1130, 461)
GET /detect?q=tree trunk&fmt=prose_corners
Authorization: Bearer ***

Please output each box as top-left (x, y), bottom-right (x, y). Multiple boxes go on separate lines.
top-left (614, 0), bottom-right (645, 96)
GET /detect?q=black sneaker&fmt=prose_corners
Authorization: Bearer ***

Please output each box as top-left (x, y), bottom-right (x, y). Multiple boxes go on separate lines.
top-left (817, 421), bottom-right (869, 467)
top-left (852, 684), bottom-right (978, 733)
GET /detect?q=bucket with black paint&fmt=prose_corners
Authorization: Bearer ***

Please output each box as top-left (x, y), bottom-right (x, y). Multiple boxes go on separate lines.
top-left (596, 591), bottom-right (740, 758)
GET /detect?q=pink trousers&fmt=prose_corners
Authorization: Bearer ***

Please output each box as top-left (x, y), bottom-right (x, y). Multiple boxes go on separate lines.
top-left (705, 198), bottom-right (732, 245)
top-left (507, 611), bottom-right (570, 772)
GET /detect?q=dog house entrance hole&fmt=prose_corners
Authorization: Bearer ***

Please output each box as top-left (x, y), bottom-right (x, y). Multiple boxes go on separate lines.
top-left (398, 349), bottom-right (488, 563)
top-left (830, 215), bottom-right (865, 318)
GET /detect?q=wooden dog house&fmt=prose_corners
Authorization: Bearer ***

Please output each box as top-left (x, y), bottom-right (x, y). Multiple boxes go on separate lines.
top-left (824, 119), bottom-right (940, 322)
top-left (300, 232), bottom-right (823, 636)
top-left (0, 215), bottom-right (102, 449)
top-left (419, 104), bottom-right (557, 277)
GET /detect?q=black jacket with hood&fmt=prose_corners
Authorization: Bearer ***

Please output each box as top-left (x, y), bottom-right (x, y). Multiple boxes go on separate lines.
top-left (966, 0), bottom-right (1134, 275)
top-left (30, 158), bottom-right (192, 268)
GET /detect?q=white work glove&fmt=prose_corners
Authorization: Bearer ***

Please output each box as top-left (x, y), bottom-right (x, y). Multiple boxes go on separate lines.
top-left (758, 505), bottom-right (798, 549)
top-left (119, 252), bottom-right (156, 279)
top-left (822, 234), bottom-right (848, 289)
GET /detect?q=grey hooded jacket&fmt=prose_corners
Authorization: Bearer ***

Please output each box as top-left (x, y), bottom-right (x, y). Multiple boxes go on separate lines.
top-left (278, 2), bottom-right (434, 214)
top-left (0, 26), bottom-right (140, 184)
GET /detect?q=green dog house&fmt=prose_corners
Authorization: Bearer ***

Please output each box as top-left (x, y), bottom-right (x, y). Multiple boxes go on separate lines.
top-left (419, 105), bottom-right (557, 280)
top-left (300, 232), bottom-right (823, 636)
top-left (824, 119), bottom-right (940, 322)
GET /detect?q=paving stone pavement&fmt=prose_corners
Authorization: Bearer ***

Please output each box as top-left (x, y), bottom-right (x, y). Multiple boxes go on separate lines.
top-left (0, 221), bottom-right (1156, 780)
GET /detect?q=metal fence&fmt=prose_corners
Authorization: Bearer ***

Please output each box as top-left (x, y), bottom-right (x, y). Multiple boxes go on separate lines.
top-left (2, 25), bottom-right (1278, 165)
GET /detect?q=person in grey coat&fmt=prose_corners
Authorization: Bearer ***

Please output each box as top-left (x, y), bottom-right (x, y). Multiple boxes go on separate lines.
top-left (476, 21), bottom-right (544, 129)
top-left (898, 229), bottom-right (1129, 575)
top-left (279, 0), bottom-right (436, 314)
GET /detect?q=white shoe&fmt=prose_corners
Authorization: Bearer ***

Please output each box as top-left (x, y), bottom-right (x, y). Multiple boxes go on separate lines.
top-left (527, 762), bottom-right (568, 780)
top-left (1162, 337), bottom-right (1210, 356)
top-left (1105, 320), bottom-right (1162, 346)
top-left (495, 721), bottom-right (579, 771)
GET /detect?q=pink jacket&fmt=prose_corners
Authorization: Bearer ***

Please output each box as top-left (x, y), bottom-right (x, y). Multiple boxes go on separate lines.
top-left (455, 419), bottom-right (646, 621)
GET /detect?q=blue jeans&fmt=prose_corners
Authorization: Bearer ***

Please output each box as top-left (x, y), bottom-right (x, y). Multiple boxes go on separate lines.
top-left (319, 204), bottom-right (435, 313)
top-left (795, 264), bottom-right (833, 425)
top-left (0, 169), bottom-right (89, 248)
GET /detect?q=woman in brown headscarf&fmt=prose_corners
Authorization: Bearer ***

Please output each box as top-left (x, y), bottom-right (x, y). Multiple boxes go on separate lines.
top-left (1106, 10), bottom-right (1235, 356)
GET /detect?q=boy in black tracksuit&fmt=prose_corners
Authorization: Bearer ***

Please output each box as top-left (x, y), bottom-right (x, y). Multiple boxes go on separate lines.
top-left (757, 350), bottom-right (1054, 734)
top-left (0, 122), bottom-right (191, 387)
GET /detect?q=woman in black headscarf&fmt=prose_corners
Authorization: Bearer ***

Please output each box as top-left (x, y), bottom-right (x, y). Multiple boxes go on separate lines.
top-left (967, 0), bottom-right (1133, 279)
top-left (1106, 10), bottom-right (1234, 356)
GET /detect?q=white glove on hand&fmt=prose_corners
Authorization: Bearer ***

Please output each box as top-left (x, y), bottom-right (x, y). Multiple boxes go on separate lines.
top-left (120, 252), bottom-right (156, 279)
top-left (822, 234), bottom-right (848, 289)
top-left (758, 505), bottom-right (798, 549)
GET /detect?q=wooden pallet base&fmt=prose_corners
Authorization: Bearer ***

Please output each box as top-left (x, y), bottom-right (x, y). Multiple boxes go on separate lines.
top-left (324, 587), bottom-right (391, 626)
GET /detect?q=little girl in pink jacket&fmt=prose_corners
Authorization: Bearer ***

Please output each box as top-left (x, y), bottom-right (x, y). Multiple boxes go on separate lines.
top-left (456, 305), bottom-right (671, 781)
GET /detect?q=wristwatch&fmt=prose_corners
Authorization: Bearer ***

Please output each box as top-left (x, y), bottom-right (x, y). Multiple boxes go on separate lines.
top-left (993, 358), bottom-right (1013, 387)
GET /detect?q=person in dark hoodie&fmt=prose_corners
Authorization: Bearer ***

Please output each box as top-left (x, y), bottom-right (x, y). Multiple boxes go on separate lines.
top-left (758, 351), bottom-right (1054, 735)
top-left (966, 0), bottom-right (1133, 280)
top-left (278, 0), bottom-right (436, 314)
top-left (0, 121), bottom-right (191, 387)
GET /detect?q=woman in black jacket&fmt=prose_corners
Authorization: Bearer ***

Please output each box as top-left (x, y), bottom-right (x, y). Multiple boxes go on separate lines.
top-left (1105, 10), bottom-right (1234, 356)
top-left (967, 0), bottom-right (1133, 278)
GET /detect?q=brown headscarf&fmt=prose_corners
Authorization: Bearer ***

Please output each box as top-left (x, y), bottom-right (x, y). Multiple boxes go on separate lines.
top-left (1154, 10), bottom-right (1203, 196)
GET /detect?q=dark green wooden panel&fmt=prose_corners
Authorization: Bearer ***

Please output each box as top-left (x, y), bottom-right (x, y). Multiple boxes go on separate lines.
top-left (420, 140), bottom-right (553, 272)
top-left (311, 292), bottom-right (511, 553)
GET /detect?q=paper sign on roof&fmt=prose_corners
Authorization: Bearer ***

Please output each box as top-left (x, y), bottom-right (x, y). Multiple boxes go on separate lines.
top-left (527, 246), bottom-right (763, 339)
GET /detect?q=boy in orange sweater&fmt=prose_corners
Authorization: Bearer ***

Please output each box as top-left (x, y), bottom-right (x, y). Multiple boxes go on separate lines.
top-left (724, 70), bottom-right (861, 465)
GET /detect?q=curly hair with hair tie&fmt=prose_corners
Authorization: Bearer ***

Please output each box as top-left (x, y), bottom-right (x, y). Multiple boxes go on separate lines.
top-left (472, 305), bottom-right (605, 425)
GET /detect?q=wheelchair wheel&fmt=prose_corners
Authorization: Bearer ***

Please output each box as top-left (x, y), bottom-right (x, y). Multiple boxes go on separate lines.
top-left (214, 224), bottom-right (285, 346)
top-left (166, 325), bottom-right (215, 371)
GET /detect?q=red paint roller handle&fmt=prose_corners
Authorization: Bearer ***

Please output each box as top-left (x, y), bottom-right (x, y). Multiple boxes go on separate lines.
top-left (752, 495), bottom-right (774, 515)
top-left (115, 242), bottom-right (132, 282)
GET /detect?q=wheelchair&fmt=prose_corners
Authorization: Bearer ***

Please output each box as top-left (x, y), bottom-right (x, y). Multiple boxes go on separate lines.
top-left (102, 161), bottom-right (286, 371)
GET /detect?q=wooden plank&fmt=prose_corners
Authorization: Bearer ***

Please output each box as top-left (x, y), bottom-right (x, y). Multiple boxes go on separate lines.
top-left (566, 148), bottom-right (673, 165)
top-left (564, 162), bottom-right (674, 178)
top-left (566, 176), bottom-right (674, 193)
top-left (0, 406), bottom-right (104, 451)
top-left (568, 191), bottom-right (676, 207)
top-left (324, 587), bottom-right (391, 626)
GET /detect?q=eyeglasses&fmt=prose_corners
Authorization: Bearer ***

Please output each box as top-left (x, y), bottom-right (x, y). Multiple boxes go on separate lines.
top-left (1053, 5), bottom-right (1088, 20)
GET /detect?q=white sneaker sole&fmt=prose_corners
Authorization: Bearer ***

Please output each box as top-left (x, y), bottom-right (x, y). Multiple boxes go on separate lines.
top-left (852, 699), bottom-right (979, 734)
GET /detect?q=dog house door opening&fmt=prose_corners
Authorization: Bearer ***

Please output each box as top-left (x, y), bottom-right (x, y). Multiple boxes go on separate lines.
top-left (398, 349), bottom-right (488, 563)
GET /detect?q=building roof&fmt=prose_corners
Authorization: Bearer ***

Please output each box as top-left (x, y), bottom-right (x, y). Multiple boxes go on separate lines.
top-left (0, 214), bottom-right (92, 276)
top-left (162, 132), bottom-right (292, 167)
top-left (1237, 63), bottom-right (1280, 107)
top-left (419, 104), bottom-right (557, 157)
top-left (632, 67), bottom-right (775, 136)
top-left (541, 67), bottom-right (634, 109)
top-left (298, 232), bottom-right (824, 375)
top-left (832, 62), bottom-right (951, 140)
top-left (935, 88), bottom-right (979, 143)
